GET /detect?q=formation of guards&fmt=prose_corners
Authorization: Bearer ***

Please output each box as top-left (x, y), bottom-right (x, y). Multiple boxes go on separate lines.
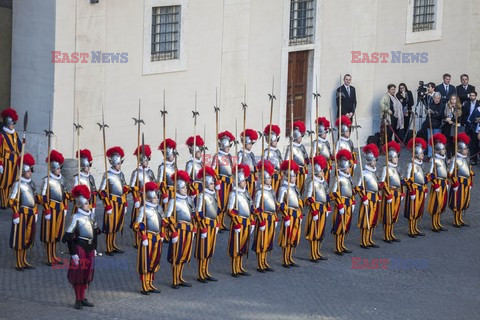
top-left (0, 101), bottom-right (474, 310)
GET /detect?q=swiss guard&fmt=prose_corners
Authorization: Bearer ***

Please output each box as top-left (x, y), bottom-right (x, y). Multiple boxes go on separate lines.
top-left (73, 149), bottom-right (97, 217)
top-left (238, 129), bottom-right (258, 197)
top-left (263, 124), bottom-right (283, 193)
top-left (335, 115), bottom-right (356, 177)
top-left (158, 138), bottom-right (177, 209)
top-left (185, 135), bottom-right (205, 195)
top-left (285, 121), bottom-right (309, 193)
top-left (313, 117), bottom-right (332, 183)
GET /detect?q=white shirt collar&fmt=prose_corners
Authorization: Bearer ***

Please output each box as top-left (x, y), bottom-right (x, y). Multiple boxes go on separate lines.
top-left (80, 171), bottom-right (90, 178)
top-left (78, 208), bottom-right (91, 216)
top-left (242, 149), bottom-right (252, 154)
top-left (21, 177), bottom-right (31, 183)
top-left (3, 126), bottom-right (14, 134)
top-left (364, 165), bottom-right (376, 173)
top-left (268, 146), bottom-right (278, 151)
top-left (314, 176), bottom-right (324, 183)
top-left (233, 186), bottom-right (246, 192)
top-left (145, 201), bottom-right (157, 208)
top-left (218, 150), bottom-right (229, 156)
top-left (293, 142), bottom-right (302, 147)
top-left (388, 162), bottom-right (398, 168)
top-left (109, 167), bottom-right (121, 174)
top-left (339, 170), bottom-right (351, 178)
top-left (414, 159), bottom-right (423, 165)
top-left (435, 154), bottom-right (446, 160)
top-left (263, 185), bottom-right (273, 191)
top-left (50, 172), bottom-right (62, 180)
top-left (176, 194), bottom-right (188, 200)
top-left (340, 136), bottom-right (350, 142)
top-left (457, 152), bottom-right (467, 159)
top-left (205, 188), bottom-right (216, 195)
top-left (318, 137), bottom-right (327, 143)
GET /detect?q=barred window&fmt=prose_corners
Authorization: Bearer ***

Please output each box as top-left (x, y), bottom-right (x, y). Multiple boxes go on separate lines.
top-left (413, 0), bottom-right (435, 32)
top-left (151, 6), bottom-right (180, 61)
top-left (289, 0), bottom-right (315, 46)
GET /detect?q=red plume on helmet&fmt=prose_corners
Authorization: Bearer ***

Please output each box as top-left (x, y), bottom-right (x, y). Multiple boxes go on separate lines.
top-left (383, 141), bottom-right (401, 154)
top-left (218, 131), bottom-right (235, 141)
top-left (313, 155), bottom-right (327, 170)
top-left (429, 133), bottom-right (447, 146)
top-left (133, 144), bottom-right (152, 157)
top-left (256, 160), bottom-right (275, 177)
top-left (46, 150), bottom-right (65, 164)
top-left (315, 117), bottom-right (330, 129)
top-left (158, 138), bottom-right (177, 151)
top-left (1, 108), bottom-right (18, 122)
top-left (106, 146), bottom-right (124, 159)
top-left (171, 170), bottom-right (191, 183)
top-left (76, 149), bottom-right (93, 162)
top-left (241, 129), bottom-right (259, 142)
top-left (145, 181), bottom-right (159, 192)
top-left (293, 121), bottom-right (306, 134)
top-left (235, 163), bottom-right (251, 177)
top-left (280, 160), bottom-right (299, 173)
top-left (196, 166), bottom-right (216, 180)
top-left (71, 184), bottom-right (90, 200)
top-left (457, 132), bottom-right (471, 145)
top-left (186, 135), bottom-right (205, 148)
top-left (335, 115), bottom-right (352, 128)
top-left (362, 143), bottom-right (379, 158)
top-left (336, 149), bottom-right (352, 161)
top-left (263, 124), bottom-right (281, 136)
top-left (18, 153), bottom-right (35, 167)
top-left (407, 137), bottom-right (426, 150)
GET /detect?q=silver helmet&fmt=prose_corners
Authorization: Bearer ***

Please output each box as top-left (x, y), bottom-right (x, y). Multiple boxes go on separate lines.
top-left (318, 124), bottom-right (328, 135)
top-left (235, 165), bottom-right (249, 183)
top-left (108, 153), bottom-right (123, 166)
top-left (72, 186), bottom-right (90, 207)
top-left (75, 193), bottom-right (89, 207)
top-left (218, 132), bottom-right (234, 150)
top-left (174, 171), bottom-right (190, 190)
top-left (336, 150), bottom-right (352, 171)
top-left (145, 182), bottom-right (159, 202)
top-left (457, 133), bottom-right (470, 152)
top-left (362, 145), bottom-right (378, 165)
top-left (80, 157), bottom-right (91, 168)
top-left (1, 108), bottom-right (18, 126)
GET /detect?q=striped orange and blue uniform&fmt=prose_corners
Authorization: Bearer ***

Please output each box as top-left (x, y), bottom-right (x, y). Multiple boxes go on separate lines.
top-left (194, 216), bottom-right (220, 280)
top-left (9, 206), bottom-right (37, 268)
top-left (356, 190), bottom-right (380, 247)
top-left (135, 223), bottom-right (164, 293)
top-left (427, 176), bottom-right (448, 231)
top-left (100, 189), bottom-right (129, 254)
top-left (0, 130), bottom-right (21, 208)
top-left (448, 172), bottom-right (474, 226)
top-left (331, 193), bottom-right (354, 253)
top-left (167, 222), bottom-right (194, 286)
top-left (404, 179), bottom-right (428, 236)
top-left (228, 213), bottom-right (252, 274)
top-left (380, 187), bottom-right (403, 241)
top-left (305, 199), bottom-right (328, 260)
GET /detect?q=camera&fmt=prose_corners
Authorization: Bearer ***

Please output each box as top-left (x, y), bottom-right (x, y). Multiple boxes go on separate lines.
top-left (417, 81), bottom-right (427, 99)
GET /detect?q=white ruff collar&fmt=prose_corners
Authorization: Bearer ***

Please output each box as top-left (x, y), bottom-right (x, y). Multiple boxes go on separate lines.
top-left (50, 172), bottom-right (62, 180)
top-left (414, 159), bottom-right (423, 165)
top-left (364, 165), bottom-right (376, 173)
top-left (3, 126), bottom-right (14, 134)
top-left (78, 208), bottom-right (91, 216)
top-left (339, 170), bottom-right (351, 178)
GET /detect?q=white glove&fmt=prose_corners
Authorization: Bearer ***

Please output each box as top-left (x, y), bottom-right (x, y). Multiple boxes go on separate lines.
top-left (401, 196), bottom-right (405, 201)
top-left (453, 187), bottom-right (459, 192)
top-left (249, 225), bottom-right (255, 234)
top-left (259, 225), bottom-right (266, 232)
top-left (64, 210), bottom-right (67, 216)
top-left (134, 201), bottom-right (140, 208)
top-left (106, 209), bottom-right (112, 214)
top-left (362, 200), bottom-right (369, 206)
top-left (0, 165), bottom-right (4, 174)
top-left (163, 197), bottom-right (169, 204)
top-left (275, 221), bottom-right (278, 228)
top-left (339, 207), bottom-right (345, 215)
top-left (201, 232), bottom-right (207, 239)
top-left (45, 214), bottom-right (51, 220)
top-left (172, 235), bottom-right (179, 243)
top-left (352, 205), bottom-right (355, 212)
top-left (13, 217), bottom-right (20, 224)
top-left (94, 250), bottom-right (97, 256)
top-left (215, 227), bottom-right (219, 234)
top-left (35, 214), bottom-right (38, 222)
top-left (410, 195), bottom-right (416, 200)
top-left (234, 227), bottom-right (241, 234)
top-left (326, 210), bottom-right (331, 218)
top-left (71, 254), bottom-right (79, 265)
top-left (313, 214), bottom-right (319, 221)
top-left (215, 184), bottom-right (221, 191)
top-left (284, 219), bottom-right (291, 227)
top-left (142, 239), bottom-right (148, 246)
top-left (387, 198), bottom-right (393, 204)
top-left (124, 207), bottom-right (128, 214)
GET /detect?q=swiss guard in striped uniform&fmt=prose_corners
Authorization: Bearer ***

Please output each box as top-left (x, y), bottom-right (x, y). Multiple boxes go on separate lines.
top-left (195, 166), bottom-right (221, 283)
top-left (263, 124), bottom-right (283, 193)
top-left (253, 160), bottom-right (278, 272)
top-left (278, 160), bottom-right (303, 268)
top-left (40, 150), bottom-right (70, 266)
top-left (427, 133), bottom-right (449, 232)
top-left (448, 132), bottom-right (474, 228)
top-left (227, 164), bottom-right (254, 277)
top-left (335, 116), bottom-right (357, 177)
top-left (285, 121), bottom-right (309, 193)
top-left (185, 135), bottom-right (205, 195)
top-left (404, 138), bottom-right (428, 238)
top-left (134, 181), bottom-right (164, 295)
top-left (158, 139), bottom-right (177, 210)
top-left (313, 117), bottom-right (332, 184)
top-left (73, 149), bottom-right (97, 217)
top-left (9, 153), bottom-right (39, 270)
top-left (211, 131), bottom-right (235, 230)
top-left (99, 146), bottom-right (130, 256)
top-left (356, 144), bottom-right (381, 249)
top-left (378, 141), bottom-right (403, 243)
top-left (304, 155), bottom-right (330, 262)
top-left (63, 185), bottom-right (100, 310)
top-left (331, 149), bottom-right (355, 255)
top-left (238, 129), bottom-right (258, 198)
top-left (0, 108), bottom-right (22, 209)
top-left (166, 170), bottom-right (195, 289)
top-left (130, 145), bottom-right (155, 248)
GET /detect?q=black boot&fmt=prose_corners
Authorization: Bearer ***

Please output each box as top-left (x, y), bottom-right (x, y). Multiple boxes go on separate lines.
top-left (74, 300), bottom-right (83, 309)
top-left (81, 299), bottom-right (94, 307)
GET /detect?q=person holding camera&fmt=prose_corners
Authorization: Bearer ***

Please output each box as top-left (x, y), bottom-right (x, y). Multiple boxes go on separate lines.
top-left (397, 83), bottom-right (414, 132)
top-left (380, 84), bottom-right (404, 142)
top-left (442, 94), bottom-right (463, 159)
top-left (463, 91), bottom-right (480, 164)
top-left (426, 92), bottom-right (445, 160)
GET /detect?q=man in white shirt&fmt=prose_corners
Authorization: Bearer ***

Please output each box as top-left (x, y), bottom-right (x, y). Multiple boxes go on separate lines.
top-left (463, 91), bottom-right (480, 164)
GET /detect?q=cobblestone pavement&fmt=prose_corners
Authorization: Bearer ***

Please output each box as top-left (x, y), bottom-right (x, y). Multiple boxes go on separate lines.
top-left (0, 154), bottom-right (479, 320)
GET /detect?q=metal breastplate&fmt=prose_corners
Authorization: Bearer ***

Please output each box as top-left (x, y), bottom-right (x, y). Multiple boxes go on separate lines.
top-left (200, 191), bottom-right (219, 219)
top-left (307, 180), bottom-right (328, 203)
top-left (333, 175), bottom-right (353, 198)
top-left (76, 214), bottom-right (95, 240)
top-left (13, 181), bottom-right (36, 208)
top-left (337, 138), bottom-right (353, 153)
top-left (316, 140), bottom-right (331, 159)
top-left (412, 163), bottom-right (425, 185)
top-left (76, 174), bottom-right (92, 192)
top-left (265, 148), bottom-right (282, 170)
top-left (47, 177), bottom-right (64, 202)
top-left (216, 153), bottom-right (233, 177)
top-left (255, 188), bottom-right (276, 213)
top-left (107, 172), bottom-right (124, 196)
top-left (145, 206), bottom-right (161, 233)
top-left (164, 164), bottom-right (176, 186)
top-left (131, 169), bottom-right (155, 189)
top-left (175, 198), bottom-right (193, 223)
top-left (456, 158), bottom-right (470, 178)
top-left (385, 166), bottom-right (401, 188)
top-left (288, 145), bottom-right (306, 167)
top-left (362, 171), bottom-right (379, 192)
top-left (231, 190), bottom-right (251, 217)
top-left (279, 185), bottom-right (300, 209)
top-left (433, 158), bottom-right (448, 179)
top-left (238, 151), bottom-right (256, 173)
top-left (186, 160), bottom-right (203, 182)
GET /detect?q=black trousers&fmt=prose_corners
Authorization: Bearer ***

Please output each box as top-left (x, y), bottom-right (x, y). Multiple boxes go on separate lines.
top-left (467, 129), bottom-right (479, 162)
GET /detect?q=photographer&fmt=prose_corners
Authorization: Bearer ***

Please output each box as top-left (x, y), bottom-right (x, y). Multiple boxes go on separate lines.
top-left (380, 84), bottom-right (404, 142)
top-left (397, 83), bottom-right (414, 131)
top-left (426, 92), bottom-right (445, 159)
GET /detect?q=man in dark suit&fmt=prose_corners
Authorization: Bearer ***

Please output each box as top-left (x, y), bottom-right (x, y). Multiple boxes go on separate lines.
top-left (336, 74), bottom-right (357, 119)
top-left (463, 91), bottom-right (480, 164)
top-left (456, 74), bottom-right (476, 105)
top-left (435, 73), bottom-right (456, 104)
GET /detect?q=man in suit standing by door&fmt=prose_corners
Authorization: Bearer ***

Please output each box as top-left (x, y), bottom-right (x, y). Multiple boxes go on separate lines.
top-left (463, 91), bottom-right (480, 164)
top-left (336, 74), bottom-right (357, 119)
top-left (435, 73), bottom-right (457, 104)
top-left (456, 74), bottom-right (476, 105)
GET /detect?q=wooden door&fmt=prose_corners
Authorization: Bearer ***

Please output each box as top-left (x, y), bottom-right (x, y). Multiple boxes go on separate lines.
top-left (286, 50), bottom-right (308, 136)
